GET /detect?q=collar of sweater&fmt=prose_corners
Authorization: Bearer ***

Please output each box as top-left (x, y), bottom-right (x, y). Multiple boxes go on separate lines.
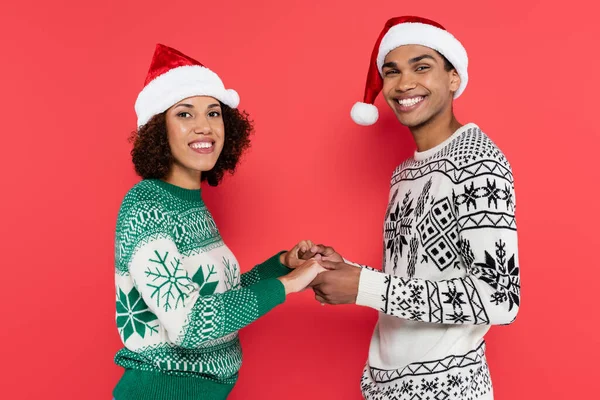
top-left (150, 179), bottom-right (203, 202)
top-left (413, 122), bottom-right (478, 162)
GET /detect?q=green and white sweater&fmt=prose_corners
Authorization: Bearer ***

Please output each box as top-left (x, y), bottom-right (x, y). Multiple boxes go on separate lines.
top-left (113, 179), bottom-right (290, 400)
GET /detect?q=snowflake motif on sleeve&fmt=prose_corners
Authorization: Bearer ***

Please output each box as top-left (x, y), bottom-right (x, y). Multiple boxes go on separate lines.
top-left (502, 183), bottom-right (515, 211)
top-left (442, 282), bottom-right (471, 324)
top-left (477, 179), bottom-right (501, 209)
top-left (116, 287), bottom-right (158, 342)
top-left (458, 182), bottom-right (478, 211)
top-left (191, 263), bottom-right (219, 296)
top-left (454, 178), bottom-right (515, 212)
top-left (145, 250), bottom-right (194, 311)
top-left (473, 239), bottom-right (520, 311)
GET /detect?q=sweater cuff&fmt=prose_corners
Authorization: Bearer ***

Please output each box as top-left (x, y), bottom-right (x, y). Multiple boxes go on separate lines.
top-left (343, 257), bottom-right (363, 268)
top-left (356, 268), bottom-right (386, 309)
top-left (256, 251), bottom-right (293, 280)
top-left (248, 278), bottom-right (286, 316)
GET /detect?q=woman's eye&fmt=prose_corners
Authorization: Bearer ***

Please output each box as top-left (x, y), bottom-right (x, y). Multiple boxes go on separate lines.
top-left (208, 111), bottom-right (221, 117)
top-left (177, 112), bottom-right (192, 118)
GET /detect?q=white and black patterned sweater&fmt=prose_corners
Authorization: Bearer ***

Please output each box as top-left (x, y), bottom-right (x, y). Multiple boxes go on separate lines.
top-left (351, 123), bottom-right (520, 400)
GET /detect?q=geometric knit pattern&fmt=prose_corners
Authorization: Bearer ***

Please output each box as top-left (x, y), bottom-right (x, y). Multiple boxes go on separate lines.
top-left (113, 179), bottom-right (289, 399)
top-left (361, 342), bottom-right (492, 400)
top-left (355, 124), bottom-right (519, 400)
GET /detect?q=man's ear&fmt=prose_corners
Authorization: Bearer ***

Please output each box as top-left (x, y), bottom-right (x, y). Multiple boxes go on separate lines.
top-left (449, 69), bottom-right (461, 93)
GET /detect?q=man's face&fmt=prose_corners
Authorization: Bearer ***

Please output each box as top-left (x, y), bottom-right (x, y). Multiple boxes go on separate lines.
top-left (381, 45), bottom-right (460, 128)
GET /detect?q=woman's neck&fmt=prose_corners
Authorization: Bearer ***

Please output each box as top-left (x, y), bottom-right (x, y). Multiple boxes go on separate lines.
top-left (163, 163), bottom-right (202, 189)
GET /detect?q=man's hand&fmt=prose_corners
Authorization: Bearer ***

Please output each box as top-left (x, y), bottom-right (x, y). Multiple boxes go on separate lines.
top-left (280, 240), bottom-right (315, 268)
top-left (299, 244), bottom-right (343, 263)
top-left (310, 261), bottom-right (361, 305)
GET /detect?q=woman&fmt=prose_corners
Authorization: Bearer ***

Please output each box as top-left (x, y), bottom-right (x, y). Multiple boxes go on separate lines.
top-left (113, 44), bottom-right (323, 400)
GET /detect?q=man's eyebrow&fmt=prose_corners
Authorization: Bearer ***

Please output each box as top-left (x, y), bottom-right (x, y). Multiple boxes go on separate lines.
top-left (408, 54), bottom-right (437, 64)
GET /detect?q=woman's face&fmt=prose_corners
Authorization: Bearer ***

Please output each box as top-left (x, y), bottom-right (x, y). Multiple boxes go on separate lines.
top-left (165, 96), bottom-right (225, 183)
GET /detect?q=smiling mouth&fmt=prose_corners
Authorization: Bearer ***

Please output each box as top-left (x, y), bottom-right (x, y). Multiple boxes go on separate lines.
top-left (396, 96), bottom-right (426, 109)
top-left (189, 142), bottom-right (214, 149)
top-left (189, 141), bottom-right (215, 154)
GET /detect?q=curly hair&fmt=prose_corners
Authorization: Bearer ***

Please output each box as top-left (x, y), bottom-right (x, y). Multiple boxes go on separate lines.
top-left (130, 104), bottom-right (253, 186)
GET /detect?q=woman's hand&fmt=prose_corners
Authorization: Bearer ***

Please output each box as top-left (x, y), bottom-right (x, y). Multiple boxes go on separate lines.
top-left (299, 244), bottom-right (344, 263)
top-left (279, 240), bottom-right (315, 268)
top-left (277, 259), bottom-right (326, 295)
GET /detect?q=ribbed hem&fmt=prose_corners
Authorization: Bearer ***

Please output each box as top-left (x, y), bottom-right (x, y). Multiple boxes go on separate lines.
top-left (248, 278), bottom-right (286, 316)
top-left (150, 179), bottom-right (203, 202)
top-left (256, 251), bottom-right (292, 280)
top-left (413, 123), bottom-right (478, 161)
top-left (113, 369), bottom-right (234, 400)
top-left (356, 268), bottom-right (386, 309)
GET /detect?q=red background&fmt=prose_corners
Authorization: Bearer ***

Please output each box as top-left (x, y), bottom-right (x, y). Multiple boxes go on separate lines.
top-left (1, 1), bottom-right (598, 399)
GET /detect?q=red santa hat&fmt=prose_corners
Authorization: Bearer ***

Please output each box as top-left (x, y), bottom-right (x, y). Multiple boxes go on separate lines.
top-left (135, 44), bottom-right (240, 127)
top-left (350, 16), bottom-right (468, 126)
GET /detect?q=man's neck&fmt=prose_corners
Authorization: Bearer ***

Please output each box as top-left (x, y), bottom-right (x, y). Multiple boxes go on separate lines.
top-left (410, 113), bottom-right (462, 152)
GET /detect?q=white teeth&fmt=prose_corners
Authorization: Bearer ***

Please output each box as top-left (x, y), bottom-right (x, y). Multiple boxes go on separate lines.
top-left (190, 142), bottom-right (213, 149)
top-left (397, 96), bottom-right (424, 107)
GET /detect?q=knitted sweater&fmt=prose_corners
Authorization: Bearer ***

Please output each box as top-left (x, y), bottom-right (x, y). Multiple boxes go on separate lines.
top-left (354, 123), bottom-right (520, 400)
top-left (113, 179), bottom-right (291, 400)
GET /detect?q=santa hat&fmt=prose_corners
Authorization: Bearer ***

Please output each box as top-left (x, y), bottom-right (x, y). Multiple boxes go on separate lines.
top-left (135, 44), bottom-right (240, 127)
top-left (350, 16), bottom-right (468, 126)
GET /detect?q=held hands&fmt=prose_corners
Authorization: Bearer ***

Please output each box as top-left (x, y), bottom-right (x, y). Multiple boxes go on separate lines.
top-left (310, 260), bottom-right (361, 305)
top-left (299, 244), bottom-right (343, 263)
top-left (280, 240), bottom-right (361, 304)
top-left (277, 259), bottom-right (326, 295)
top-left (279, 240), bottom-right (317, 269)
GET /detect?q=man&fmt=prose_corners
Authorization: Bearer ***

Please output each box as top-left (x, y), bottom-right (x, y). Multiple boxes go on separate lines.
top-left (304, 16), bottom-right (520, 400)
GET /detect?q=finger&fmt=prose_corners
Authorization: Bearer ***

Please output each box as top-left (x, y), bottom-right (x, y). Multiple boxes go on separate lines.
top-left (315, 294), bottom-right (326, 303)
top-left (290, 243), bottom-right (301, 257)
top-left (301, 251), bottom-right (318, 260)
top-left (299, 241), bottom-right (319, 260)
top-left (299, 240), bottom-right (311, 253)
top-left (312, 244), bottom-right (336, 257)
top-left (310, 244), bottom-right (328, 255)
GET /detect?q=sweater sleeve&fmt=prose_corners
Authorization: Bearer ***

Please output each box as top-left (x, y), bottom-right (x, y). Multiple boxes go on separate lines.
top-left (343, 258), bottom-right (378, 272)
top-left (356, 168), bottom-right (520, 326)
top-left (121, 210), bottom-right (286, 349)
top-left (240, 251), bottom-right (292, 287)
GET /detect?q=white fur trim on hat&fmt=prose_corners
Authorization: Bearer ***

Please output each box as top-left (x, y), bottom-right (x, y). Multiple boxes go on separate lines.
top-left (377, 22), bottom-right (469, 98)
top-left (351, 102), bottom-right (379, 126)
top-left (135, 65), bottom-right (239, 127)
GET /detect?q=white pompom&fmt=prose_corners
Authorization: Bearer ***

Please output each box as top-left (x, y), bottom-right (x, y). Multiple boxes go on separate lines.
top-left (227, 89), bottom-right (240, 108)
top-left (350, 102), bottom-right (378, 126)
